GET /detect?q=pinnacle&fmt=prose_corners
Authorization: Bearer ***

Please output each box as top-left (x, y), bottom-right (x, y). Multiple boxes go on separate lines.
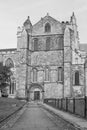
top-left (47, 13), bottom-right (49, 16)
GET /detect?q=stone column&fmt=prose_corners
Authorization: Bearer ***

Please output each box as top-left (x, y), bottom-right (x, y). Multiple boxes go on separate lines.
top-left (16, 29), bottom-right (29, 99)
top-left (64, 27), bottom-right (72, 97)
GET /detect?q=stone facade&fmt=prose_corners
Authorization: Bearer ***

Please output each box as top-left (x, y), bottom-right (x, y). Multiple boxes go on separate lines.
top-left (0, 13), bottom-right (87, 100)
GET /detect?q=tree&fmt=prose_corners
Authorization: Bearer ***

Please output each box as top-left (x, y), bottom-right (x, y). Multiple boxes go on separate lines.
top-left (0, 62), bottom-right (12, 89)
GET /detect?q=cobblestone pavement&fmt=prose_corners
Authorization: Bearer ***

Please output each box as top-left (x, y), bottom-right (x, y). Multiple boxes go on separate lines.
top-left (0, 102), bottom-right (78, 130)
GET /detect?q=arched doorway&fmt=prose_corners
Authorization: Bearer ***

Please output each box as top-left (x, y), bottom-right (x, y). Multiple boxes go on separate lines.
top-left (28, 83), bottom-right (44, 101)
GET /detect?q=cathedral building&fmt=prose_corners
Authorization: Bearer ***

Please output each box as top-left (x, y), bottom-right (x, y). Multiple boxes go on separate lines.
top-left (0, 13), bottom-right (87, 101)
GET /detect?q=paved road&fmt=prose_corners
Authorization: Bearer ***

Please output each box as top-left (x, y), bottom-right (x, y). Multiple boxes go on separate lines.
top-left (2, 102), bottom-right (76, 130)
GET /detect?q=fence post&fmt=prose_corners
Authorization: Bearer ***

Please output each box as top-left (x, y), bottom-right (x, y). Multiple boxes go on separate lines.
top-left (73, 97), bottom-right (75, 114)
top-left (61, 98), bottom-right (62, 110)
top-left (66, 97), bottom-right (68, 112)
top-left (57, 99), bottom-right (58, 108)
top-left (55, 99), bottom-right (56, 107)
top-left (57, 99), bottom-right (59, 108)
top-left (84, 96), bottom-right (86, 118)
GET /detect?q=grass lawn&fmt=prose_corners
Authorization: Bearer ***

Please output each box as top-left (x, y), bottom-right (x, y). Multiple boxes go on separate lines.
top-left (0, 97), bottom-right (26, 122)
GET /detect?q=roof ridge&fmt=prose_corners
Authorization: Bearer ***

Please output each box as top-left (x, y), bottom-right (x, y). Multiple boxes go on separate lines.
top-left (0, 48), bottom-right (17, 51)
top-left (33, 14), bottom-right (61, 27)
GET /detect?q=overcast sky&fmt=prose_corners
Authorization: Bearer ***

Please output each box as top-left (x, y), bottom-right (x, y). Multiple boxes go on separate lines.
top-left (0, 0), bottom-right (87, 49)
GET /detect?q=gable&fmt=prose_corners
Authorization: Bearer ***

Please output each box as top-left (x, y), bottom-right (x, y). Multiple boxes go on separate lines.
top-left (32, 15), bottom-right (64, 35)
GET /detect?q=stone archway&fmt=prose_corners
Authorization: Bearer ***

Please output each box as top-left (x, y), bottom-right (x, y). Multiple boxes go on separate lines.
top-left (28, 83), bottom-right (44, 102)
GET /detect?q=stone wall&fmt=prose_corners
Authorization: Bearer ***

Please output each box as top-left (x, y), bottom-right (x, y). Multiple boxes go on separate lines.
top-left (31, 35), bottom-right (63, 51)
top-left (44, 83), bottom-right (63, 98)
top-left (0, 14), bottom-right (86, 99)
top-left (72, 65), bottom-right (85, 97)
top-left (0, 50), bottom-right (17, 97)
top-left (31, 51), bottom-right (63, 66)
top-left (32, 15), bottom-right (63, 35)
top-left (64, 27), bottom-right (72, 97)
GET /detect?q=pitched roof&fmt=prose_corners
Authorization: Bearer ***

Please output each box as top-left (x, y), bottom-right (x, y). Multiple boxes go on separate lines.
top-left (32, 13), bottom-right (64, 35)
top-left (33, 13), bottom-right (61, 27)
top-left (0, 48), bottom-right (17, 52)
top-left (23, 16), bottom-right (32, 26)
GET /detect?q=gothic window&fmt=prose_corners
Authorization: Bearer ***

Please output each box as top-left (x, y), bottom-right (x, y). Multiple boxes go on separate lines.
top-left (12, 82), bottom-right (14, 94)
top-left (75, 71), bottom-right (79, 85)
top-left (58, 37), bottom-right (63, 49)
top-left (9, 81), bottom-right (16, 94)
top-left (46, 37), bottom-right (50, 51)
top-left (9, 81), bottom-right (11, 94)
top-left (58, 67), bottom-right (63, 82)
top-left (45, 67), bottom-right (49, 81)
top-left (45, 23), bottom-right (51, 32)
top-left (5, 58), bottom-right (16, 94)
top-left (5, 58), bottom-right (14, 68)
top-left (34, 38), bottom-right (38, 51)
top-left (33, 68), bottom-right (37, 82)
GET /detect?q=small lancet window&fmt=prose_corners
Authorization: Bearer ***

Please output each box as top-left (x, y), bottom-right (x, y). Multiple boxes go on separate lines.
top-left (45, 67), bottom-right (49, 81)
top-left (58, 67), bottom-right (63, 82)
top-left (46, 37), bottom-right (50, 51)
top-left (34, 38), bottom-right (38, 51)
top-left (33, 68), bottom-right (37, 82)
top-left (75, 71), bottom-right (79, 85)
top-left (45, 23), bottom-right (51, 32)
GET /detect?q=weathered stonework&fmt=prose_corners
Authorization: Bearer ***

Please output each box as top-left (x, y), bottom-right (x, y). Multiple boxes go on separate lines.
top-left (0, 13), bottom-right (86, 100)
top-left (72, 65), bottom-right (85, 97)
top-left (44, 83), bottom-right (63, 98)
top-left (31, 51), bottom-right (63, 66)
top-left (31, 35), bottom-right (63, 51)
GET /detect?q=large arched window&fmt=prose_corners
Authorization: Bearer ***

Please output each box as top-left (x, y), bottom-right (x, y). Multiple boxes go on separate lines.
top-left (34, 38), bottom-right (38, 51)
top-left (46, 37), bottom-right (50, 51)
top-left (45, 23), bottom-right (51, 32)
top-left (5, 58), bottom-right (14, 68)
top-left (5, 58), bottom-right (16, 94)
top-left (75, 71), bottom-right (79, 85)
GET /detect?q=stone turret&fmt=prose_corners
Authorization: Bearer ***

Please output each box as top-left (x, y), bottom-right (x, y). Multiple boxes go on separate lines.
top-left (17, 16), bottom-right (32, 50)
top-left (16, 16), bottom-right (32, 99)
top-left (70, 12), bottom-right (77, 25)
top-left (70, 12), bottom-right (79, 49)
top-left (64, 27), bottom-right (72, 97)
top-left (23, 16), bottom-right (32, 33)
